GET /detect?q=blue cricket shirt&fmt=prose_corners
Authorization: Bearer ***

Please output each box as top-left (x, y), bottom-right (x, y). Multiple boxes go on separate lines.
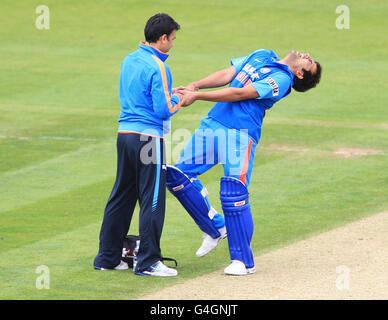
top-left (208, 49), bottom-right (295, 143)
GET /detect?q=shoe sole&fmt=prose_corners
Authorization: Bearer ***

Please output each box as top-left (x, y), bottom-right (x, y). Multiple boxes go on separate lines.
top-left (94, 266), bottom-right (109, 271)
top-left (94, 265), bottom-right (129, 271)
top-left (224, 267), bottom-right (256, 276)
top-left (134, 271), bottom-right (178, 277)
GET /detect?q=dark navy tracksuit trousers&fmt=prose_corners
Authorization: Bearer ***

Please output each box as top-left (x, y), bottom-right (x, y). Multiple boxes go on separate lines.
top-left (94, 132), bottom-right (166, 272)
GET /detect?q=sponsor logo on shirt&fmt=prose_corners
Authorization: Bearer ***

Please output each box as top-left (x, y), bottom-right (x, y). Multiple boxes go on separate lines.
top-left (265, 77), bottom-right (279, 96)
top-left (242, 64), bottom-right (260, 81)
top-left (235, 63), bottom-right (261, 86)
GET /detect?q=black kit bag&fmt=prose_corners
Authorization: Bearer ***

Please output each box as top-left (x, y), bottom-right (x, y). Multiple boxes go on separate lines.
top-left (121, 235), bottom-right (178, 269)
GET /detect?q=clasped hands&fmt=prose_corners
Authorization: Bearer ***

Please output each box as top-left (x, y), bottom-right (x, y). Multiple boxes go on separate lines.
top-left (172, 83), bottom-right (199, 107)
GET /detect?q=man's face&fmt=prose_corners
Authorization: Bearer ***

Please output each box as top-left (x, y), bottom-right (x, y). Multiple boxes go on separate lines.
top-left (288, 50), bottom-right (317, 79)
top-left (159, 29), bottom-right (177, 53)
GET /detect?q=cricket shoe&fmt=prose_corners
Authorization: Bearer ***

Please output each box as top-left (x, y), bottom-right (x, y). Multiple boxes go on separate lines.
top-left (224, 260), bottom-right (256, 276)
top-left (94, 260), bottom-right (129, 271)
top-left (134, 261), bottom-right (178, 277)
top-left (196, 226), bottom-right (227, 257)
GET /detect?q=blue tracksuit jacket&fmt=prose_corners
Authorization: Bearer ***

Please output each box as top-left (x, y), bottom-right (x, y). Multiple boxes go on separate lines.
top-left (118, 42), bottom-right (181, 137)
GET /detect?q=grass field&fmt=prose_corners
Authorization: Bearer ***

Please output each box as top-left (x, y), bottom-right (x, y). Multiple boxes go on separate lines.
top-left (0, 0), bottom-right (387, 299)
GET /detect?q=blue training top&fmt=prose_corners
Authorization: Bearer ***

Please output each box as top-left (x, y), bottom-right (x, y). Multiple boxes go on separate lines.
top-left (118, 42), bottom-right (181, 137)
top-left (208, 49), bottom-right (294, 143)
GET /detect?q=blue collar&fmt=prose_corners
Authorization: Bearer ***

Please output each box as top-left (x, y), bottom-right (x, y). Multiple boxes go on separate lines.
top-left (269, 50), bottom-right (295, 83)
top-left (139, 42), bottom-right (169, 62)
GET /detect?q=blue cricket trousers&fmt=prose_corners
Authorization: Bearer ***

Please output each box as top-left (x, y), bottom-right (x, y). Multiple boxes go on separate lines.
top-left (176, 117), bottom-right (256, 186)
top-left (94, 132), bottom-right (166, 272)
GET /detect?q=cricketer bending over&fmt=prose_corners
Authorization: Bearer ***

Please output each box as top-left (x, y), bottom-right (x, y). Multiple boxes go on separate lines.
top-left (167, 49), bottom-right (322, 275)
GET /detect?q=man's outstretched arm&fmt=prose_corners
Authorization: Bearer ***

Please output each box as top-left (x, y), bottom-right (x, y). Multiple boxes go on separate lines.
top-left (180, 84), bottom-right (259, 106)
top-left (188, 66), bottom-right (236, 90)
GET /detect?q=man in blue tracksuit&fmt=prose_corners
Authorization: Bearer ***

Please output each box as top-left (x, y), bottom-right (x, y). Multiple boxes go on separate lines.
top-left (94, 13), bottom-right (182, 277)
top-left (168, 49), bottom-right (322, 275)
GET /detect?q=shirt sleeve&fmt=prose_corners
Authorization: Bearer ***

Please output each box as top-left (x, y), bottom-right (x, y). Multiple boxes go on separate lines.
top-left (251, 72), bottom-right (292, 101)
top-left (150, 59), bottom-right (181, 120)
top-left (231, 56), bottom-right (247, 74)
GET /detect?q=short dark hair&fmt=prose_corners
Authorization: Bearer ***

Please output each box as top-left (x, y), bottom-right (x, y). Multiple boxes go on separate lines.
top-left (144, 13), bottom-right (180, 43)
top-left (292, 61), bottom-right (322, 92)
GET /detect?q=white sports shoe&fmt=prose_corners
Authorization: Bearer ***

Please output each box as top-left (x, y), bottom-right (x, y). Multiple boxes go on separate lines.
top-left (196, 226), bottom-right (227, 257)
top-left (94, 260), bottom-right (129, 271)
top-left (114, 260), bottom-right (129, 270)
top-left (135, 261), bottom-right (178, 277)
top-left (224, 260), bottom-right (256, 276)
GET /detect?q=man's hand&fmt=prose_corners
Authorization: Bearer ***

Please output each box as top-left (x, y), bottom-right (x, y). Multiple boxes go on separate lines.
top-left (174, 91), bottom-right (184, 104)
top-left (185, 82), bottom-right (199, 92)
top-left (178, 89), bottom-right (198, 107)
top-left (172, 86), bottom-right (186, 95)
top-left (175, 82), bottom-right (199, 107)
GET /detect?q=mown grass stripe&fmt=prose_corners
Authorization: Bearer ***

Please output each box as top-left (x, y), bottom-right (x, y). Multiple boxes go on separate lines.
top-left (0, 140), bottom-right (116, 213)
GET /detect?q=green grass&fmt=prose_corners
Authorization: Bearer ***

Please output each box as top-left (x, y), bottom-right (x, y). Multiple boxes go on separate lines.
top-left (0, 0), bottom-right (387, 299)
